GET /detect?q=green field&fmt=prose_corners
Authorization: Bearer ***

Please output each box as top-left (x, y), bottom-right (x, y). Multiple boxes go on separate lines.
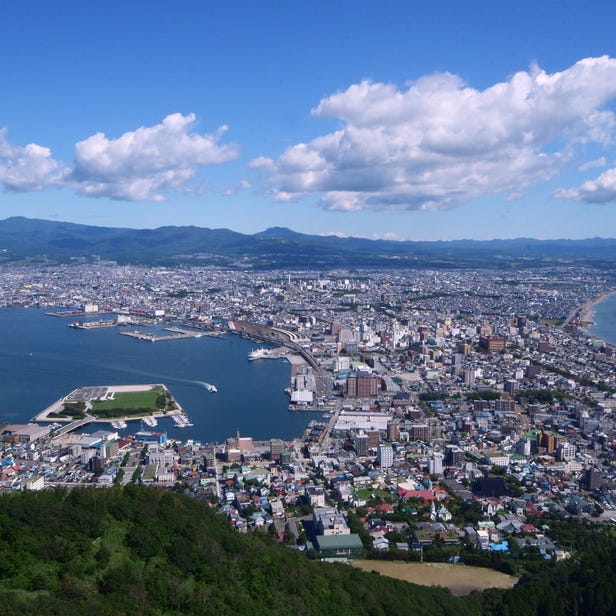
top-left (91, 387), bottom-right (168, 418)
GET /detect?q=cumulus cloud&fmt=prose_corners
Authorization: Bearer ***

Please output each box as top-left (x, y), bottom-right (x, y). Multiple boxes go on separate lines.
top-left (0, 114), bottom-right (239, 201)
top-left (253, 56), bottom-right (616, 211)
top-left (0, 128), bottom-right (67, 192)
top-left (556, 167), bottom-right (616, 203)
top-left (70, 113), bottom-right (239, 200)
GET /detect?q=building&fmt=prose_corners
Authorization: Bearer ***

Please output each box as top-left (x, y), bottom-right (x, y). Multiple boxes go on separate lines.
top-left (583, 467), bottom-right (602, 491)
top-left (387, 421), bottom-right (400, 442)
top-left (410, 424), bottom-right (430, 441)
top-left (270, 438), bottom-right (284, 462)
top-left (556, 442), bottom-right (576, 461)
top-left (377, 443), bottom-right (394, 468)
top-left (480, 336), bottom-right (507, 353)
top-left (345, 371), bottom-right (380, 397)
top-left (354, 434), bottom-right (369, 456)
top-left (428, 452), bottom-right (443, 475)
top-left (538, 431), bottom-right (557, 454)
top-left (504, 380), bottom-right (520, 396)
top-left (445, 445), bottom-right (465, 467)
top-left (314, 507), bottom-right (350, 536)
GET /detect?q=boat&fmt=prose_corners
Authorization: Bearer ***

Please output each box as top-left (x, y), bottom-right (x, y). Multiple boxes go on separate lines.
top-left (172, 413), bottom-right (193, 428)
top-left (111, 420), bottom-right (127, 429)
top-left (142, 416), bottom-right (157, 427)
top-left (203, 382), bottom-right (218, 393)
top-left (248, 348), bottom-right (268, 361)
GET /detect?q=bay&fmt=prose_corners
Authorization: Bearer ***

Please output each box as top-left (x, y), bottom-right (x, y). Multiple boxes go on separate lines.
top-left (588, 292), bottom-right (616, 347)
top-left (0, 308), bottom-right (319, 442)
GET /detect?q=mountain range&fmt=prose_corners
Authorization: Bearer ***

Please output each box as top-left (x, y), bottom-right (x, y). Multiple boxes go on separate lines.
top-left (1, 216), bottom-right (616, 269)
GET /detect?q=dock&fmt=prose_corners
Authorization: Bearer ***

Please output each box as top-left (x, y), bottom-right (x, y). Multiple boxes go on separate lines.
top-left (120, 327), bottom-right (207, 342)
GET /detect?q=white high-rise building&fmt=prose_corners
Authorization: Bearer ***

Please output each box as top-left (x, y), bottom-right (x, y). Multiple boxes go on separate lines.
top-left (429, 452), bottom-right (444, 475)
top-left (377, 443), bottom-right (394, 468)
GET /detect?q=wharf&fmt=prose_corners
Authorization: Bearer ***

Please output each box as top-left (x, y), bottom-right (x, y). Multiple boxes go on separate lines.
top-left (120, 327), bottom-right (206, 342)
top-left (68, 320), bottom-right (117, 329)
top-left (47, 310), bottom-right (109, 318)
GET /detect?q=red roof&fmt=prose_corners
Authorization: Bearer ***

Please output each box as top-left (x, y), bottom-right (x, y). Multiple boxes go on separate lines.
top-left (397, 488), bottom-right (436, 502)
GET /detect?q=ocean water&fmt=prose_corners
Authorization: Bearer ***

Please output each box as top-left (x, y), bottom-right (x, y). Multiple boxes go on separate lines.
top-left (0, 308), bottom-right (320, 442)
top-left (588, 293), bottom-right (616, 347)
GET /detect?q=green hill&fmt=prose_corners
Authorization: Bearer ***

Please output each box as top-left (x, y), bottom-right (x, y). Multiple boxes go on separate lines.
top-left (0, 486), bottom-right (478, 615)
top-left (1, 486), bottom-right (615, 615)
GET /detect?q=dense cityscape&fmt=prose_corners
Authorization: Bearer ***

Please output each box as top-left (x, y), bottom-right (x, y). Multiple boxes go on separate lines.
top-left (2, 262), bottom-right (616, 568)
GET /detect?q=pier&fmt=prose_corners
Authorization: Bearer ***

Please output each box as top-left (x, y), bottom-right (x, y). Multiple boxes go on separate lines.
top-left (120, 327), bottom-right (207, 342)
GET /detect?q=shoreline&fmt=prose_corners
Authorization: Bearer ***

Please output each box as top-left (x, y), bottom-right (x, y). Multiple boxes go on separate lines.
top-left (578, 291), bottom-right (616, 331)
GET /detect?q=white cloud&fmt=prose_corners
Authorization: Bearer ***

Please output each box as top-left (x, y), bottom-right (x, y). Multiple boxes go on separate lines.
top-left (556, 167), bottom-right (616, 203)
top-left (578, 157), bottom-right (607, 172)
top-left (319, 231), bottom-right (348, 238)
top-left (0, 128), bottom-right (67, 192)
top-left (254, 56), bottom-right (616, 212)
top-left (70, 113), bottom-right (239, 200)
top-left (0, 114), bottom-right (239, 201)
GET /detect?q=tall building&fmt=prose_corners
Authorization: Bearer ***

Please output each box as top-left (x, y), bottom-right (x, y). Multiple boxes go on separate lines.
top-left (346, 372), bottom-right (380, 397)
top-left (410, 424), bottom-right (430, 441)
top-left (428, 452), bottom-right (444, 475)
top-left (377, 443), bottom-right (394, 468)
top-left (556, 442), bottom-right (576, 461)
top-left (354, 434), bottom-right (369, 457)
top-left (366, 430), bottom-right (381, 448)
top-left (538, 431), bottom-right (557, 454)
top-left (270, 438), bottom-right (284, 462)
top-left (445, 445), bottom-right (465, 467)
top-left (583, 467), bottom-right (602, 491)
top-left (480, 336), bottom-right (506, 353)
top-left (387, 421), bottom-right (400, 442)
top-left (504, 380), bottom-right (520, 396)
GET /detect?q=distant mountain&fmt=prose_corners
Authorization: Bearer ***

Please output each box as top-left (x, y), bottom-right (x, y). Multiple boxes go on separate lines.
top-left (1, 216), bottom-right (616, 269)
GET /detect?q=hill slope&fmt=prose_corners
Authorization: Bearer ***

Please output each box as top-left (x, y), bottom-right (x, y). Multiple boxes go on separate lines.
top-left (1, 216), bottom-right (616, 268)
top-left (0, 486), bottom-right (478, 615)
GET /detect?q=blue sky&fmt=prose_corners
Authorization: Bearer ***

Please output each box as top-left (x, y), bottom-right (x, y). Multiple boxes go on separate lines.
top-left (2, 1), bottom-right (616, 240)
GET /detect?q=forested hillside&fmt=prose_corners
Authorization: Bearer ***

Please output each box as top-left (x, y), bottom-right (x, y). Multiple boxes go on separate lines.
top-left (0, 486), bottom-right (614, 615)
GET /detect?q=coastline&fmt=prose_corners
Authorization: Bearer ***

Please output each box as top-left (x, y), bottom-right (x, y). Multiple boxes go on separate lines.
top-left (579, 291), bottom-right (616, 333)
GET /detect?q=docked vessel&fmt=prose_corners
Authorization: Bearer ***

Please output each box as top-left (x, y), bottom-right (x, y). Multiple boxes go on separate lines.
top-left (172, 413), bottom-right (193, 427)
top-left (111, 420), bottom-right (127, 429)
top-left (248, 348), bottom-right (268, 361)
top-left (142, 416), bottom-right (158, 427)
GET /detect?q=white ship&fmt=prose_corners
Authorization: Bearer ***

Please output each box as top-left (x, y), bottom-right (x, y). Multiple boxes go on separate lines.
top-left (142, 416), bottom-right (158, 427)
top-left (203, 382), bottom-right (218, 393)
top-left (248, 348), bottom-right (268, 361)
top-left (111, 420), bottom-right (127, 429)
top-left (172, 413), bottom-right (193, 428)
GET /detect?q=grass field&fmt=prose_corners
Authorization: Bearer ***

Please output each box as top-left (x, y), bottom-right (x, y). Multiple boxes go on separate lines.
top-left (351, 560), bottom-right (517, 596)
top-left (91, 386), bottom-right (165, 418)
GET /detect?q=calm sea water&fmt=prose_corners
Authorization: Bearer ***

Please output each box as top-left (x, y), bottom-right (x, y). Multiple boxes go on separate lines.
top-left (589, 293), bottom-right (616, 346)
top-left (0, 308), bottom-right (319, 442)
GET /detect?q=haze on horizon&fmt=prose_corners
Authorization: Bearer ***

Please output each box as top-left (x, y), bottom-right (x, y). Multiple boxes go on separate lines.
top-left (2, 1), bottom-right (616, 242)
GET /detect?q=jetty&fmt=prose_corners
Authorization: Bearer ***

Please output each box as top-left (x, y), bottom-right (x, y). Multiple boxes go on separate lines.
top-left (120, 327), bottom-right (206, 342)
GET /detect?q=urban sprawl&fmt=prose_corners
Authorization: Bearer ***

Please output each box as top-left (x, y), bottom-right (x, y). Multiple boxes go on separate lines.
top-left (2, 263), bottom-right (616, 561)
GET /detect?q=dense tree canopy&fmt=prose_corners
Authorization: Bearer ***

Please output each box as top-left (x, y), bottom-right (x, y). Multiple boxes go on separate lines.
top-left (0, 487), bottom-right (614, 615)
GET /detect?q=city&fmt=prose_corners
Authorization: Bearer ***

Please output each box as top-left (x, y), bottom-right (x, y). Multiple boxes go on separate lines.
top-left (1, 262), bottom-right (615, 567)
